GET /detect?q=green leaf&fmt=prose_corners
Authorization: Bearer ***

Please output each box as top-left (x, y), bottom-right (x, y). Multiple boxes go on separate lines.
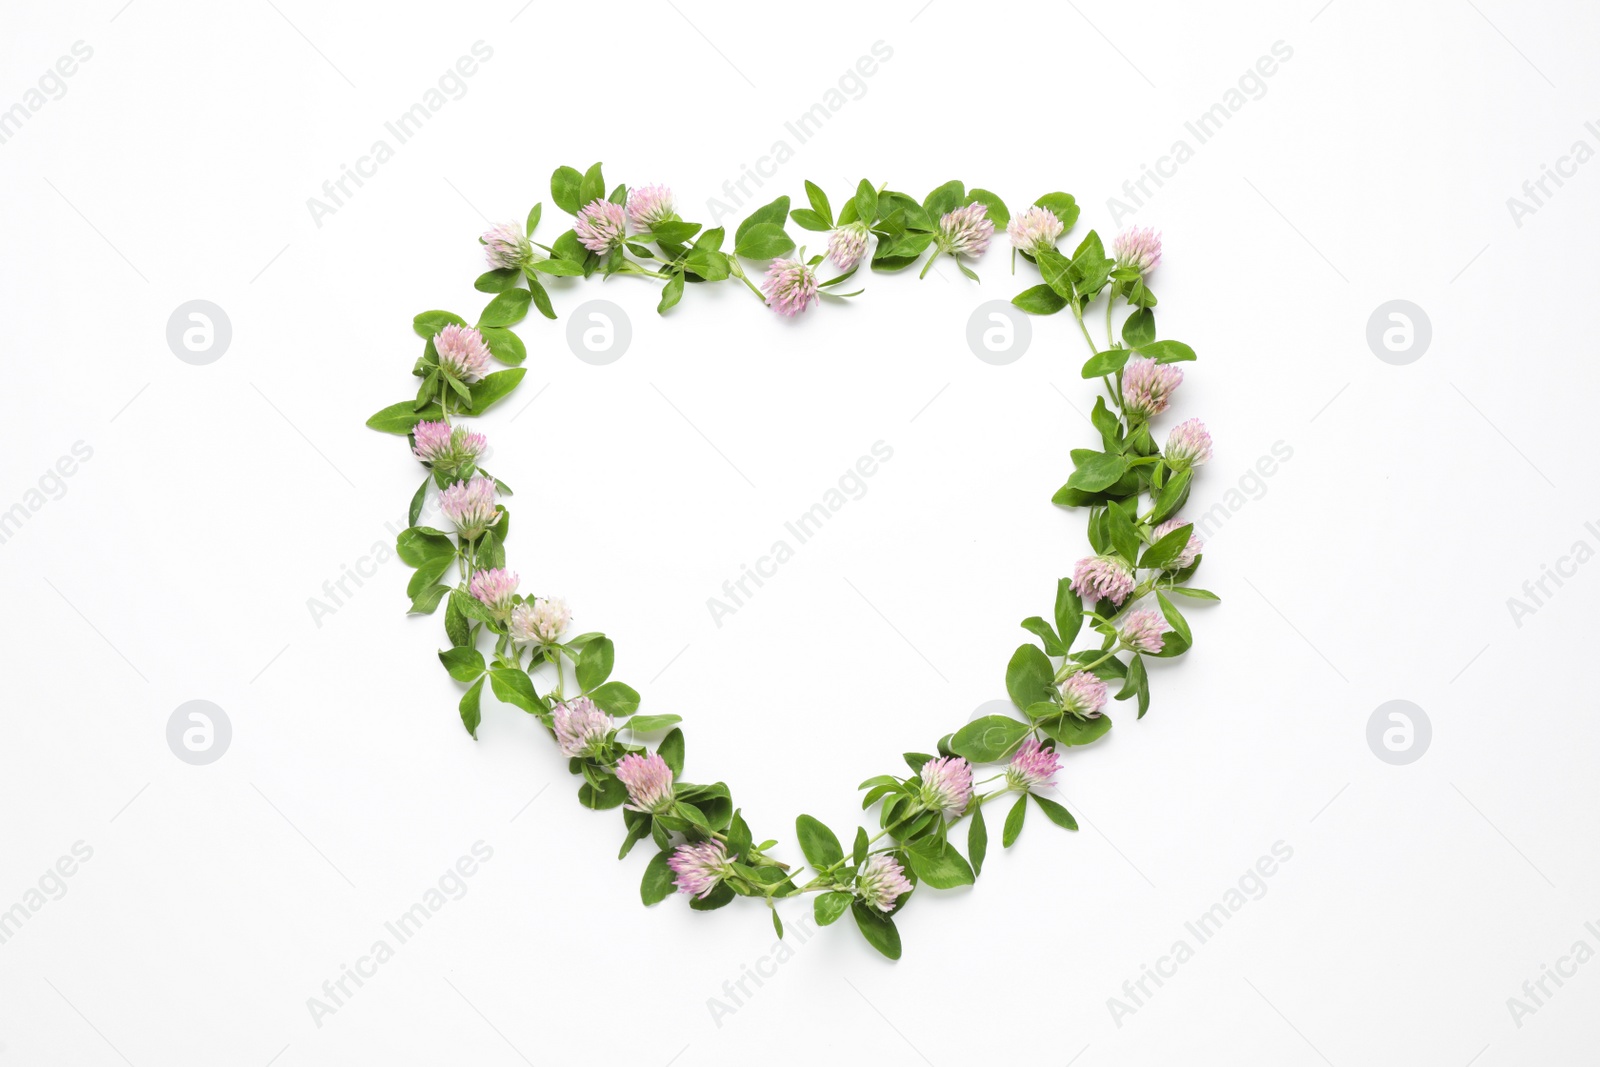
top-left (851, 901), bottom-right (902, 959)
top-left (659, 728), bottom-right (685, 777)
top-left (1081, 348), bottom-right (1132, 379)
top-left (396, 526), bottom-right (453, 566)
top-left (551, 166), bottom-right (583, 214)
top-left (804, 179), bottom-right (833, 226)
top-left (733, 222), bottom-right (794, 260)
top-left (489, 667), bottom-right (539, 712)
top-left (408, 583), bottom-right (449, 615)
top-left (459, 677), bottom-right (484, 738)
top-left (968, 804), bottom-right (988, 877)
top-left (1066, 450), bottom-right (1128, 493)
top-left (854, 179), bottom-right (878, 226)
top-left (1020, 616), bottom-right (1063, 657)
top-left (578, 162), bottom-right (605, 206)
top-left (444, 591), bottom-right (469, 647)
top-left (922, 179), bottom-right (965, 218)
top-left (1151, 468), bottom-right (1192, 524)
top-left (479, 325), bottom-right (526, 366)
top-left (1012, 284), bottom-right (1067, 315)
top-left (905, 838), bottom-right (974, 889)
top-left (1106, 501), bottom-right (1140, 563)
top-left (1005, 644), bottom-right (1056, 713)
top-left (576, 637), bottom-right (615, 691)
top-left (1054, 581), bottom-right (1084, 648)
top-left (1158, 591), bottom-right (1192, 647)
top-left (815, 891), bottom-right (852, 926)
top-left (1039, 712), bottom-right (1114, 747)
top-left (789, 208), bottom-right (832, 232)
top-left (1002, 794), bottom-right (1027, 847)
top-left (735, 196), bottom-right (790, 244)
top-left (466, 368), bottom-right (526, 415)
top-left (474, 268), bottom-right (520, 293)
top-left (965, 187), bottom-right (1009, 229)
top-left (1031, 793), bottom-right (1079, 830)
top-left (450, 589), bottom-right (497, 627)
top-left (796, 815), bottom-right (845, 870)
top-left (580, 776), bottom-right (627, 809)
top-left (647, 220), bottom-right (701, 244)
top-left (438, 646), bottom-right (485, 683)
top-left (1034, 192), bottom-right (1080, 231)
top-left (530, 257), bottom-right (588, 277)
top-left (478, 288), bottom-right (531, 328)
top-left (367, 400), bottom-right (441, 435)
top-left (1141, 523), bottom-right (1194, 570)
top-left (641, 850), bottom-right (675, 906)
top-left (657, 271), bottom-right (685, 314)
top-left (853, 827), bottom-right (869, 866)
top-left (413, 309), bottom-right (467, 339)
top-left (1169, 586), bottom-right (1221, 601)
top-left (1035, 247), bottom-right (1076, 300)
top-left (590, 680), bottom-right (640, 715)
top-left (1122, 307), bottom-right (1156, 347)
top-left (623, 713), bottom-right (682, 733)
top-left (1139, 339), bottom-right (1196, 364)
top-left (949, 714), bottom-right (1031, 763)
top-left (1117, 653), bottom-right (1146, 701)
top-left (525, 201), bottom-right (542, 235)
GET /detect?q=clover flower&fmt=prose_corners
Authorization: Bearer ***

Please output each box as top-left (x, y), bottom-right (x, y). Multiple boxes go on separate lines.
top-left (510, 596), bottom-right (570, 645)
top-left (669, 840), bottom-right (735, 899)
top-left (1121, 356), bottom-right (1183, 419)
top-left (552, 697), bottom-right (612, 758)
top-left (762, 256), bottom-right (820, 316)
top-left (1060, 670), bottom-right (1109, 718)
top-left (1071, 554), bottom-right (1135, 606)
top-left (482, 221), bottom-right (533, 271)
top-left (626, 184), bottom-right (675, 230)
top-left (855, 853), bottom-right (913, 912)
top-left (440, 475), bottom-right (498, 540)
top-left (1113, 226), bottom-right (1162, 274)
top-left (434, 324), bottom-right (492, 384)
top-left (1150, 518), bottom-right (1204, 570)
top-left (937, 202), bottom-right (993, 258)
top-left (919, 755), bottom-right (973, 819)
top-left (615, 752), bottom-right (675, 813)
top-left (1165, 418), bottom-right (1213, 471)
top-left (411, 420), bottom-right (487, 470)
top-left (1006, 205), bottom-right (1064, 255)
top-left (574, 198), bottom-right (627, 254)
top-left (828, 222), bottom-right (870, 270)
top-left (1006, 737), bottom-right (1061, 791)
top-left (1119, 609), bottom-right (1170, 654)
top-left (468, 567), bottom-right (520, 615)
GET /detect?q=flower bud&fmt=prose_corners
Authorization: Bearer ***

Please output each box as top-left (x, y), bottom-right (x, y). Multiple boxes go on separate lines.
top-left (574, 198), bottom-right (627, 254)
top-left (936, 202), bottom-right (993, 258)
top-left (626, 184), bottom-right (675, 230)
top-left (510, 596), bottom-right (570, 645)
top-left (1006, 205), bottom-right (1064, 255)
top-left (440, 475), bottom-right (497, 540)
top-left (434, 324), bottom-right (492, 384)
top-left (1164, 418), bottom-right (1213, 471)
top-left (762, 256), bottom-right (820, 316)
top-left (827, 222), bottom-right (870, 270)
top-left (1071, 554), bottom-right (1135, 606)
top-left (919, 755), bottom-right (973, 819)
top-left (615, 752), bottom-right (675, 813)
top-left (481, 221), bottom-right (533, 271)
top-left (1005, 737), bottom-right (1061, 791)
top-left (855, 853), bottom-right (913, 912)
top-left (1060, 670), bottom-right (1109, 718)
top-left (1150, 518), bottom-right (1203, 570)
top-left (669, 840), bottom-right (735, 899)
top-left (1121, 356), bottom-right (1183, 419)
top-left (468, 567), bottom-right (520, 615)
top-left (1118, 609), bottom-right (1170, 654)
top-left (1113, 226), bottom-right (1162, 274)
top-left (552, 696), bottom-right (612, 758)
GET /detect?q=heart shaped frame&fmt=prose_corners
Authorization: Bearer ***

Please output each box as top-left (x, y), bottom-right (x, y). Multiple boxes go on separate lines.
top-left (365, 165), bottom-right (1217, 960)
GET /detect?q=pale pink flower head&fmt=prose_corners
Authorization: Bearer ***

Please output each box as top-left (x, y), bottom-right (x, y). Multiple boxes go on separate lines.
top-left (574, 198), bottom-right (627, 254)
top-left (1007, 205), bottom-right (1064, 255)
top-left (1113, 226), bottom-right (1162, 274)
top-left (855, 853), bottom-right (913, 912)
top-left (434, 324), bottom-right (492, 384)
top-left (1119, 609), bottom-right (1170, 654)
top-left (482, 221), bottom-right (533, 270)
top-left (551, 697), bottom-right (612, 758)
top-left (439, 475), bottom-right (498, 539)
top-left (626, 184), bottom-right (675, 230)
top-left (937, 202), bottom-right (993, 258)
top-left (669, 840), bottom-right (734, 899)
top-left (762, 256), bottom-right (819, 316)
top-left (411, 420), bottom-right (487, 471)
top-left (1071, 554), bottom-right (1135, 606)
top-left (510, 596), bottom-right (570, 645)
top-left (919, 755), bottom-right (973, 819)
top-left (827, 222), bottom-right (870, 270)
top-left (1006, 737), bottom-right (1061, 791)
top-left (1060, 670), bottom-right (1109, 718)
top-left (1165, 418), bottom-right (1213, 471)
top-left (1150, 518), bottom-right (1204, 570)
top-left (468, 567), bottom-right (519, 615)
top-left (1121, 356), bottom-right (1183, 419)
top-left (615, 752), bottom-right (675, 813)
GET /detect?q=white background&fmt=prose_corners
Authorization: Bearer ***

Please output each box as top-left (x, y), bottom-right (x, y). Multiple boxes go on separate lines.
top-left (2, 0), bottom-right (1597, 1064)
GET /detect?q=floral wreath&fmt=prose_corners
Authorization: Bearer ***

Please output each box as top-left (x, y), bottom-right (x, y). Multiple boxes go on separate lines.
top-left (365, 163), bottom-right (1215, 959)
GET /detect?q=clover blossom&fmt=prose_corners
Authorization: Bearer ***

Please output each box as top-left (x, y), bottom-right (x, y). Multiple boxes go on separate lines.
top-left (434, 324), bottom-right (492, 384)
top-left (574, 198), bottom-right (627, 254)
top-left (669, 840), bottom-right (735, 899)
top-left (615, 752), bottom-right (675, 813)
top-left (856, 853), bottom-right (913, 912)
top-left (762, 256), bottom-right (820, 316)
top-left (1071, 554), bottom-right (1135, 606)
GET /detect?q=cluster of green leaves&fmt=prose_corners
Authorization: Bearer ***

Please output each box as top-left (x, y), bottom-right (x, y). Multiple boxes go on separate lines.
top-left (367, 170), bottom-right (1217, 961)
